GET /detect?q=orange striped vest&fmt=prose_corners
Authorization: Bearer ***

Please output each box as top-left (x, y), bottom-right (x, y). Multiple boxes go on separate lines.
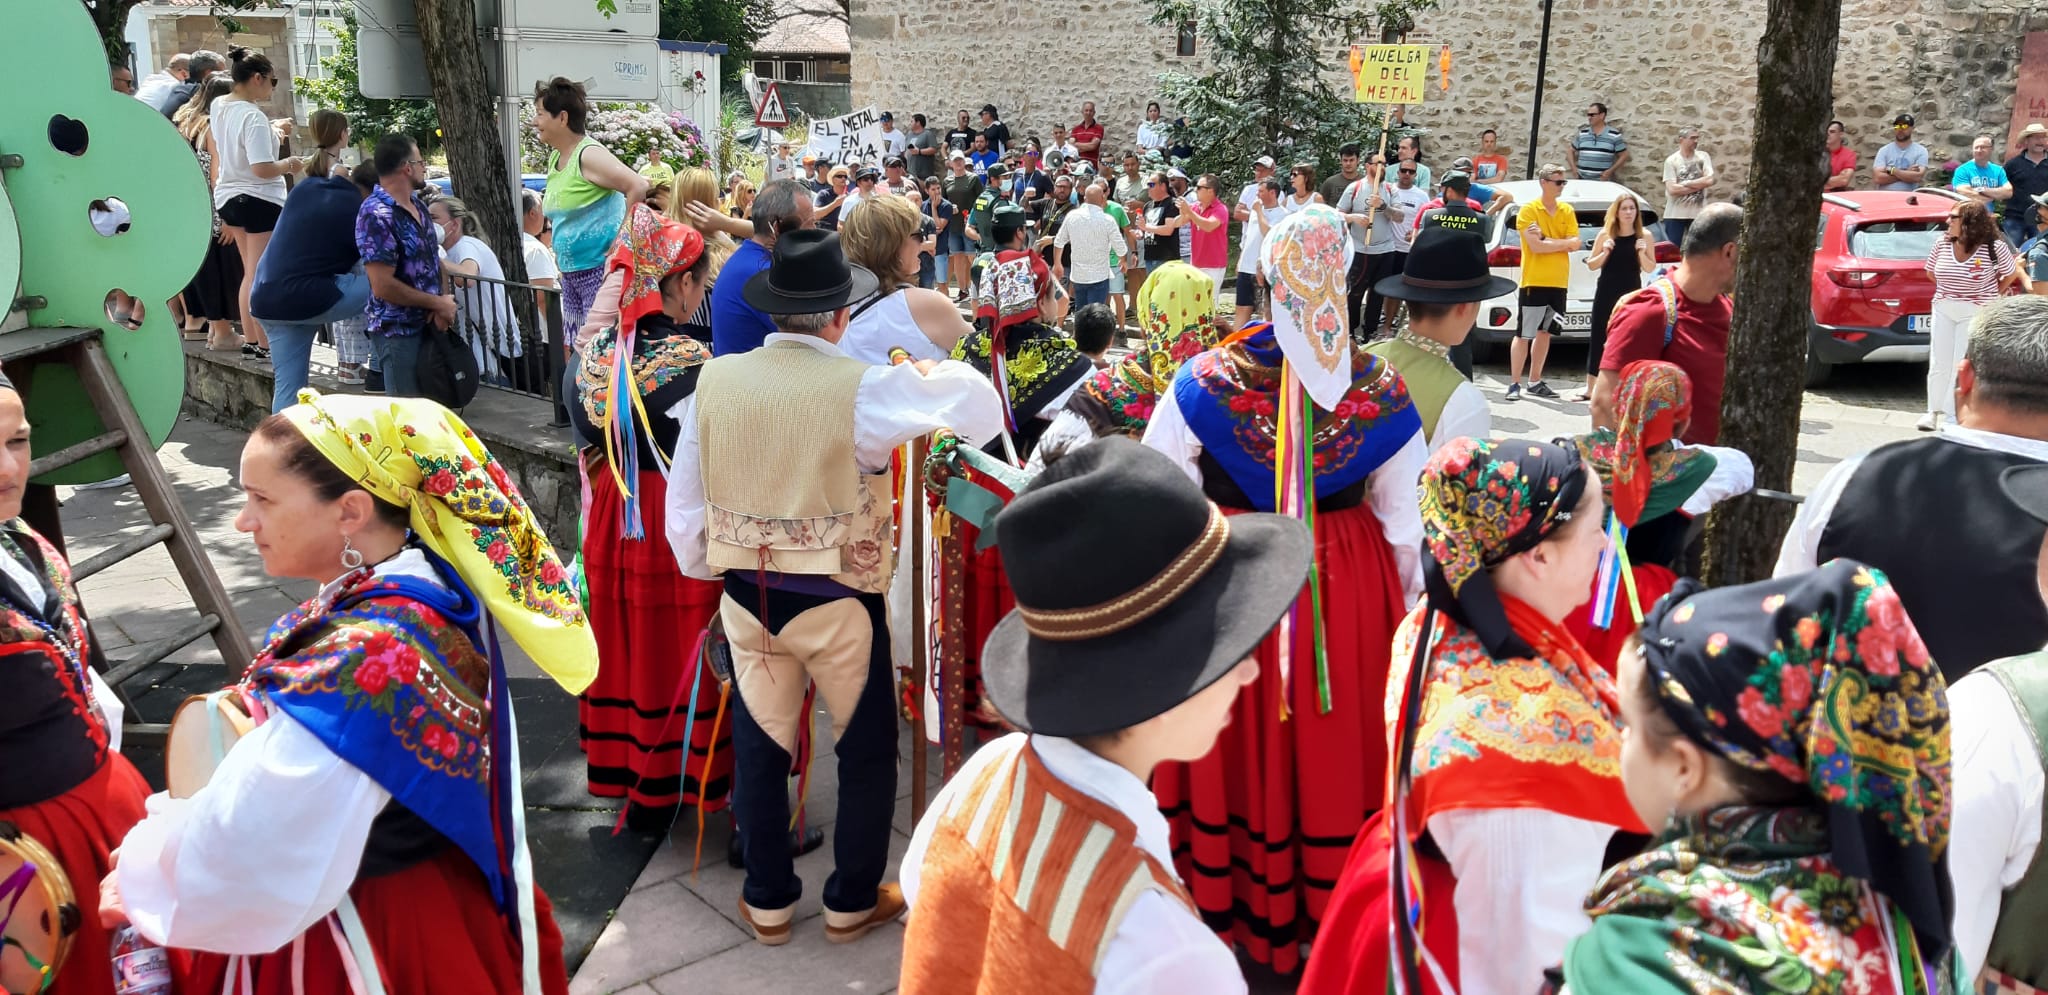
top-left (900, 739), bottom-right (1195, 995)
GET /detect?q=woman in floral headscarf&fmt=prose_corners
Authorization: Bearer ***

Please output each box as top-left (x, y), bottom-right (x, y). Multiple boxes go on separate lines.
top-left (107, 392), bottom-right (589, 994)
top-left (1143, 205), bottom-right (1426, 972)
top-left (1553, 559), bottom-right (1954, 995)
top-left (1563, 359), bottom-right (1754, 671)
top-left (568, 211), bottom-right (735, 832)
top-left (1303, 437), bottom-right (1645, 995)
top-left (1029, 260), bottom-right (1221, 468)
top-left (950, 245), bottom-right (1092, 459)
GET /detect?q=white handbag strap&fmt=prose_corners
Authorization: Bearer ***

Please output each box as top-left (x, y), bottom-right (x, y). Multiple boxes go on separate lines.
top-left (332, 897), bottom-right (387, 995)
top-left (205, 689), bottom-right (234, 765)
top-left (492, 617), bottom-right (545, 995)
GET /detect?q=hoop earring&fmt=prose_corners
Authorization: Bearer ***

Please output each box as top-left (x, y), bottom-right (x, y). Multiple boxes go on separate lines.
top-left (340, 534), bottom-right (365, 571)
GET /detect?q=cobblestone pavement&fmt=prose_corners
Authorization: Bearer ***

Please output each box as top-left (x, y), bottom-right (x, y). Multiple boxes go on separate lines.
top-left (74, 349), bottom-right (1922, 994)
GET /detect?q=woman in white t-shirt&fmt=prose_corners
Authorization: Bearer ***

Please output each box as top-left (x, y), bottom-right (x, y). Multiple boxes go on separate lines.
top-left (1922, 200), bottom-right (2026, 430)
top-left (210, 48), bottom-right (306, 359)
top-left (431, 197), bottom-right (528, 389)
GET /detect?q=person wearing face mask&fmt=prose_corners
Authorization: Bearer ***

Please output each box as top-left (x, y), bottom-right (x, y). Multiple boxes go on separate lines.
top-left (1550, 560), bottom-right (1953, 995)
top-left (431, 196), bottom-right (528, 389)
top-left (967, 164), bottom-right (1011, 253)
top-left (1303, 437), bottom-right (1646, 995)
top-left (899, 437), bottom-right (1311, 995)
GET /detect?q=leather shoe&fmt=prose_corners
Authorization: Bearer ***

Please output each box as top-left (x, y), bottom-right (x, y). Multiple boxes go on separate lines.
top-left (823, 882), bottom-right (906, 944)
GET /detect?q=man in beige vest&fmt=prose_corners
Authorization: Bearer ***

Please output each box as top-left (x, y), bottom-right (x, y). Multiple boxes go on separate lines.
top-left (664, 228), bottom-right (1004, 946)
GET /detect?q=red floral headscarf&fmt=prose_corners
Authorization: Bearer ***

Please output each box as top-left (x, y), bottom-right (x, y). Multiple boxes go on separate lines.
top-left (606, 203), bottom-right (706, 340)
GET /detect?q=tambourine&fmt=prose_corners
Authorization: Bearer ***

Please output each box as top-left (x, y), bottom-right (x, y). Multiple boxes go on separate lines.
top-left (164, 689), bottom-right (259, 799)
top-left (0, 821), bottom-right (78, 994)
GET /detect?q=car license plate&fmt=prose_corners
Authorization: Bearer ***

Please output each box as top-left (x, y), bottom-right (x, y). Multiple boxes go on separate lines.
top-left (1908, 314), bottom-right (1930, 334)
top-left (1557, 311), bottom-right (1591, 331)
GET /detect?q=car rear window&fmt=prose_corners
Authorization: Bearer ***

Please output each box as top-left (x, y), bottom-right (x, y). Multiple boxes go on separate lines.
top-left (1848, 220), bottom-right (1942, 260)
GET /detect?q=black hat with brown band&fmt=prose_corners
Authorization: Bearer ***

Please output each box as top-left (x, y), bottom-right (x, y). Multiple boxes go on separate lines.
top-left (980, 436), bottom-right (1313, 736)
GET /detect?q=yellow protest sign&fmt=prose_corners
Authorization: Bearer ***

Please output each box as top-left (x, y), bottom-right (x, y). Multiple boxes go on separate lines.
top-left (1349, 44), bottom-right (1434, 104)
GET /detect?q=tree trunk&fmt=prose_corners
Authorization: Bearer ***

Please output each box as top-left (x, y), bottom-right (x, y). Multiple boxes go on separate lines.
top-left (412, 0), bottom-right (529, 288)
top-left (89, 0), bottom-right (144, 63)
top-left (1700, 0), bottom-right (1842, 586)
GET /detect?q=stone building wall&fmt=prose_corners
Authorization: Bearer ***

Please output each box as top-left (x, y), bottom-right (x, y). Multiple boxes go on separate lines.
top-left (850, 0), bottom-right (2048, 201)
top-left (146, 13), bottom-right (296, 121)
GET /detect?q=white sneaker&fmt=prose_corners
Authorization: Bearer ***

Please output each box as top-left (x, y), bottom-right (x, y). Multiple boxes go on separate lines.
top-left (1915, 412), bottom-right (1938, 432)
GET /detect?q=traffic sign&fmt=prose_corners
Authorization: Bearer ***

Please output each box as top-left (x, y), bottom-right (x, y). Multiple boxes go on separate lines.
top-left (755, 82), bottom-right (790, 128)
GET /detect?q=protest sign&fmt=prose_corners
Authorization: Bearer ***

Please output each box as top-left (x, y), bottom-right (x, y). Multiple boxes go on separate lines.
top-left (805, 106), bottom-right (887, 165)
top-left (1349, 44), bottom-right (1434, 104)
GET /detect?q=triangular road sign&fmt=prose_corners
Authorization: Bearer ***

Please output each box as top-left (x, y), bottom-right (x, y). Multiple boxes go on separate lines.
top-left (755, 82), bottom-right (790, 128)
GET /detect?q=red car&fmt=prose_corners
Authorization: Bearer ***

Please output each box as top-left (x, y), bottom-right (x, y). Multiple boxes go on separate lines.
top-left (1806, 188), bottom-right (1967, 386)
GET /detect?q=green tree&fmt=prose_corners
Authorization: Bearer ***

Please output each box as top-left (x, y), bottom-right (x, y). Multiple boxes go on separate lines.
top-left (660, 0), bottom-right (773, 83)
top-left (1701, 0), bottom-right (1843, 585)
top-left (292, 9), bottom-right (441, 154)
top-left (1141, 0), bottom-right (1436, 190)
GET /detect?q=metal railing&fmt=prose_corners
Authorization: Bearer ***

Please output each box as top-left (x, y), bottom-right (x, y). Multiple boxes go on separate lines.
top-left (445, 270), bottom-right (569, 425)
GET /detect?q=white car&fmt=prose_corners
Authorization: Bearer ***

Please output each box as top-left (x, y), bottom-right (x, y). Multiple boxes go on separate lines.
top-left (1468, 179), bottom-right (1679, 360)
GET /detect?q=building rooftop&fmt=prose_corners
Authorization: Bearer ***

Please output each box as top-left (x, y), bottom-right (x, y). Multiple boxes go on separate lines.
top-left (756, 0), bottom-right (848, 56)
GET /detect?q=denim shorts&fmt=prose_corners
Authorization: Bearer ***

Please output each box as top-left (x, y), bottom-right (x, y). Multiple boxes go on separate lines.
top-left (940, 224), bottom-right (970, 256)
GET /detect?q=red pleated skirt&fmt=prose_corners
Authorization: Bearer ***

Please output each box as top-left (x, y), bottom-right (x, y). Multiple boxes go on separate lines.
top-left (176, 848), bottom-right (569, 995)
top-left (579, 468), bottom-right (732, 812)
top-left (1562, 563), bottom-right (1679, 677)
top-left (0, 754), bottom-right (150, 995)
top-left (958, 524), bottom-right (1014, 728)
top-left (1151, 502), bottom-right (1407, 974)
top-left (1297, 813), bottom-right (1460, 995)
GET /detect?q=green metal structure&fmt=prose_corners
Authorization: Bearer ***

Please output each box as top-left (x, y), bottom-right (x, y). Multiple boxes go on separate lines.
top-left (3, 0), bottom-right (212, 483)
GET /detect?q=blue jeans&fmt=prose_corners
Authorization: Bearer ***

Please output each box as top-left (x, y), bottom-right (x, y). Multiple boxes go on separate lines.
top-left (372, 329), bottom-right (424, 398)
top-left (1073, 279), bottom-right (1110, 308)
top-left (1663, 218), bottom-right (1692, 250)
top-left (2005, 216), bottom-right (2036, 248)
top-left (258, 271), bottom-right (371, 412)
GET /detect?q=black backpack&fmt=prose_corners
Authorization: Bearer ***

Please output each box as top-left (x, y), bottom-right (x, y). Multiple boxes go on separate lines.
top-left (415, 327), bottom-right (480, 409)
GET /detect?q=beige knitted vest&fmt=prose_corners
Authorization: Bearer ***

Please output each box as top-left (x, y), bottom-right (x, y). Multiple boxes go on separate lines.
top-left (694, 340), bottom-right (895, 593)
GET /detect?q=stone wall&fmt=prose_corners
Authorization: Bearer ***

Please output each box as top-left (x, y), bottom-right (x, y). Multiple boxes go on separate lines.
top-left (849, 0), bottom-right (1200, 152)
top-left (180, 344), bottom-right (581, 551)
top-left (146, 13), bottom-right (296, 121)
top-left (850, 0), bottom-right (2048, 200)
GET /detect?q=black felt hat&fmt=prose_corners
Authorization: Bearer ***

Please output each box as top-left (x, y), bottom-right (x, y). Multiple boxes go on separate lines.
top-left (741, 229), bottom-right (879, 315)
top-left (980, 436), bottom-right (1313, 736)
top-left (1375, 226), bottom-right (1518, 304)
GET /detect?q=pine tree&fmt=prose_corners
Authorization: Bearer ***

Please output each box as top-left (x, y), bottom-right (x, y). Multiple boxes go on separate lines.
top-left (1141, 0), bottom-right (1435, 187)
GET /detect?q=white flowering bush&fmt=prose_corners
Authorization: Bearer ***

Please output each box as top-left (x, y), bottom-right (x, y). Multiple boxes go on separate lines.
top-left (521, 101), bottom-right (710, 173)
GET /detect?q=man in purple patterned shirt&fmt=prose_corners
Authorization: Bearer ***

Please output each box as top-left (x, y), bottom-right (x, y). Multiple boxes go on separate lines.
top-left (354, 134), bottom-right (454, 397)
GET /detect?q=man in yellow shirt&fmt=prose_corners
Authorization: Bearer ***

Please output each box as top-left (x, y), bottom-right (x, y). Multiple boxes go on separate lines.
top-left (1509, 163), bottom-right (1581, 400)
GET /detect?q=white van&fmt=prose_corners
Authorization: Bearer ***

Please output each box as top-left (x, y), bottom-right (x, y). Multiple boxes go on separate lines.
top-left (1468, 178), bottom-right (1677, 360)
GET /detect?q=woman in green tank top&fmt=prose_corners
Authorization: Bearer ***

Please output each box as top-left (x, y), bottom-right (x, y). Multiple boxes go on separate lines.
top-left (534, 77), bottom-right (648, 331)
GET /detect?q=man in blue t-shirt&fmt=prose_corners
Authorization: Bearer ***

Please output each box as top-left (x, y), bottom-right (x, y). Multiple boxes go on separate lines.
top-left (711, 180), bottom-right (815, 355)
top-left (1952, 135), bottom-right (2014, 215)
top-left (251, 161), bottom-right (378, 411)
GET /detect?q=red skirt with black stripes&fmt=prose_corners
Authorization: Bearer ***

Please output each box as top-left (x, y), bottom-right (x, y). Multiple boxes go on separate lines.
top-left (578, 468), bottom-right (732, 815)
top-left (1151, 502), bottom-right (1406, 974)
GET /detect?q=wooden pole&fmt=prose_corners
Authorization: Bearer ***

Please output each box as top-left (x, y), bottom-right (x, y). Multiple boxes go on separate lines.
top-left (909, 435), bottom-right (930, 824)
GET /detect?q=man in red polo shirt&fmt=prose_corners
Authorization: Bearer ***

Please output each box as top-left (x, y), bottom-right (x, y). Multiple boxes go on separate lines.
top-left (1592, 202), bottom-right (1741, 444)
top-left (1072, 101), bottom-right (1105, 168)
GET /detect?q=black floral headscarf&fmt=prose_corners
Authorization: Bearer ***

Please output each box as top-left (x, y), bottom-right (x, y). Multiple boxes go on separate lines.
top-left (1419, 437), bottom-right (1590, 659)
top-left (1637, 559), bottom-right (1953, 959)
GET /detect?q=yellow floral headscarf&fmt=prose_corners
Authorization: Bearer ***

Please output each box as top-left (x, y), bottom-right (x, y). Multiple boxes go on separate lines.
top-left (282, 390), bottom-right (596, 693)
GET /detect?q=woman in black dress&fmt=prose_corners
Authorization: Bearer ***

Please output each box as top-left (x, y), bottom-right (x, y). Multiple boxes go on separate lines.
top-left (1573, 193), bottom-right (1659, 402)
